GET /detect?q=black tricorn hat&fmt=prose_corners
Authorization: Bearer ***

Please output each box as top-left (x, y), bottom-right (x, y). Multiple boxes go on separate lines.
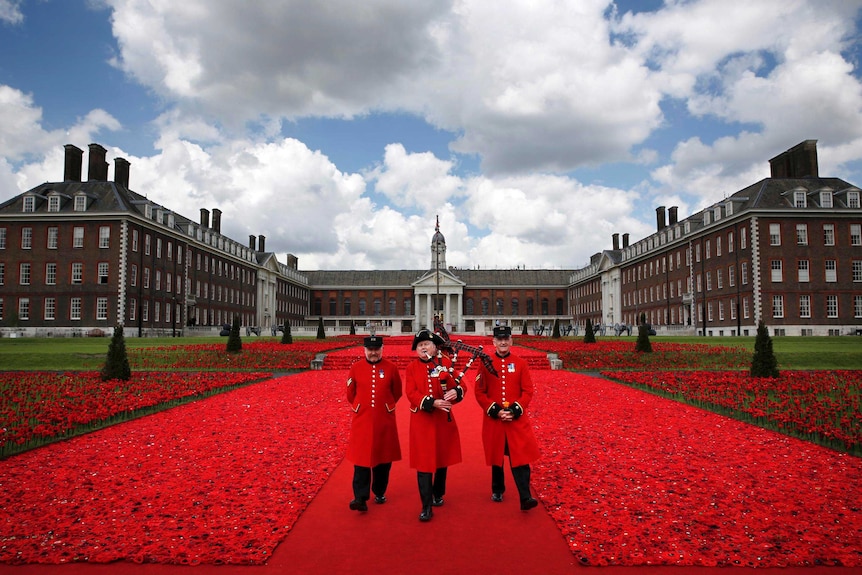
top-left (363, 336), bottom-right (383, 349)
top-left (411, 329), bottom-right (446, 350)
top-left (493, 325), bottom-right (512, 338)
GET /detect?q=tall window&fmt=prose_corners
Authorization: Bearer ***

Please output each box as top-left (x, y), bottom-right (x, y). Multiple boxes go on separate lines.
top-left (793, 190), bottom-right (806, 207)
top-left (772, 295), bottom-right (784, 318)
top-left (851, 224), bottom-right (861, 246)
top-left (717, 269), bottom-right (723, 289)
top-left (798, 260), bottom-right (810, 282)
top-left (853, 261), bottom-right (862, 282)
top-left (73, 227), bottom-right (84, 248)
top-left (132, 230), bottom-right (139, 252)
top-left (825, 260), bottom-right (837, 282)
top-left (728, 265), bottom-right (735, 287)
top-left (98, 262), bottom-right (109, 284)
top-left (45, 263), bottom-right (57, 285)
top-left (799, 295), bottom-right (811, 318)
top-left (820, 191), bottom-right (833, 208)
top-left (44, 297), bottom-right (56, 320)
top-left (47, 227), bottom-right (58, 249)
top-left (70, 297), bottom-right (82, 320)
top-left (796, 224), bottom-right (808, 245)
top-left (481, 298), bottom-right (489, 315)
top-left (19, 263), bottom-right (30, 285)
top-left (21, 227), bottom-right (32, 249)
top-left (1, 262), bottom-right (5, 285)
top-left (855, 295), bottom-right (862, 318)
top-left (143, 268), bottom-right (150, 288)
top-left (826, 295), bottom-right (838, 318)
top-left (23, 196), bottom-right (35, 212)
top-left (464, 298), bottom-right (473, 315)
top-left (740, 227), bottom-right (747, 250)
top-left (358, 299), bottom-right (366, 316)
top-left (145, 234), bottom-right (151, 255)
top-left (848, 191), bottom-right (860, 208)
top-left (343, 298), bottom-right (351, 316)
top-left (130, 264), bottom-right (137, 287)
top-left (48, 196), bottom-right (60, 212)
top-left (99, 226), bottom-right (110, 248)
top-left (769, 223), bottom-right (781, 246)
top-left (496, 298), bottom-right (504, 314)
top-left (770, 260), bottom-right (783, 282)
top-left (823, 224), bottom-right (835, 246)
top-left (511, 298), bottom-right (519, 315)
top-left (71, 263), bottom-right (83, 284)
top-left (0, 228), bottom-right (5, 249)
top-left (18, 298), bottom-right (29, 320)
top-left (74, 196), bottom-right (87, 211)
top-left (389, 298), bottom-right (396, 316)
top-left (96, 298), bottom-right (107, 320)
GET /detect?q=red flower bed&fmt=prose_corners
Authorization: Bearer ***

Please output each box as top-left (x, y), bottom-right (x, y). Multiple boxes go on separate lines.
top-left (530, 371), bottom-right (862, 567)
top-left (520, 338), bottom-right (750, 370)
top-left (0, 371), bottom-right (269, 456)
top-left (602, 370), bottom-right (862, 453)
top-left (0, 372), bottom-right (347, 565)
top-left (128, 339), bottom-right (357, 370)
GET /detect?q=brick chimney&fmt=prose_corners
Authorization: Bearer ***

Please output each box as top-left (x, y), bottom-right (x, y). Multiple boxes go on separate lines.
top-left (612, 233), bottom-right (620, 250)
top-left (114, 157), bottom-right (130, 188)
top-left (64, 144), bottom-right (83, 182)
top-left (656, 206), bottom-right (666, 230)
top-left (249, 235), bottom-right (257, 251)
top-left (212, 209), bottom-right (222, 233)
top-left (200, 208), bottom-right (210, 228)
top-left (622, 233), bottom-right (629, 248)
top-left (258, 235), bottom-right (266, 252)
top-left (769, 140), bottom-right (818, 178)
top-left (668, 206), bottom-right (678, 226)
top-left (87, 143), bottom-right (109, 181)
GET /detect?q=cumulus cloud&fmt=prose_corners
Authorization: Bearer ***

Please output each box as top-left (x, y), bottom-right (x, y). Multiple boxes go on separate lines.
top-left (0, 0), bottom-right (23, 25)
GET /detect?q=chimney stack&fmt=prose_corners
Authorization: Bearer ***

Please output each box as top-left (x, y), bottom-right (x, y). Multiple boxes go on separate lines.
top-left (656, 206), bottom-right (666, 231)
top-left (622, 233), bottom-right (630, 248)
top-left (64, 144), bottom-right (83, 182)
top-left (769, 140), bottom-right (819, 178)
top-left (612, 233), bottom-right (620, 251)
top-left (249, 235), bottom-right (257, 251)
top-left (258, 235), bottom-right (266, 252)
top-left (212, 209), bottom-right (222, 233)
top-left (668, 206), bottom-right (678, 226)
top-left (114, 157), bottom-right (130, 188)
top-left (87, 143), bottom-right (109, 181)
top-left (200, 208), bottom-right (210, 229)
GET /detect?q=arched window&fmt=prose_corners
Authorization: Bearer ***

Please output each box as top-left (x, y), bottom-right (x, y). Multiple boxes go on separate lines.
top-left (556, 298), bottom-right (564, 314)
top-left (541, 298), bottom-right (549, 315)
top-left (465, 298), bottom-right (474, 315)
top-left (389, 298), bottom-right (396, 315)
top-left (373, 298), bottom-right (382, 315)
top-left (511, 298), bottom-right (519, 315)
top-left (343, 299), bottom-right (352, 315)
top-left (481, 298), bottom-right (489, 315)
top-left (496, 298), bottom-right (504, 314)
top-left (526, 298), bottom-right (534, 315)
top-left (359, 300), bottom-right (366, 316)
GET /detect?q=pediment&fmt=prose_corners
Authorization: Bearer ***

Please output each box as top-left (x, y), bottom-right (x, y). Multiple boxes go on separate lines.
top-left (412, 269), bottom-right (465, 288)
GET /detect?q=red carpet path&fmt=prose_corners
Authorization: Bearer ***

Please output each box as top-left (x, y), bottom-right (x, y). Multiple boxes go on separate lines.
top-left (2, 369), bottom-right (859, 575)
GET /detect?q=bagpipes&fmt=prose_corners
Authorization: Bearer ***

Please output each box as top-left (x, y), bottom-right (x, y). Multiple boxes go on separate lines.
top-left (425, 336), bottom-right (498, 421)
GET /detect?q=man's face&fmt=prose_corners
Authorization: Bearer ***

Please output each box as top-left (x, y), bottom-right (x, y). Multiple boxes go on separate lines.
top-left (364, 346), bottom-right (383, 362)
top-left (493, 335), bottom-right (512, 355)
top-left (415, 339), bottom-right (437, 359)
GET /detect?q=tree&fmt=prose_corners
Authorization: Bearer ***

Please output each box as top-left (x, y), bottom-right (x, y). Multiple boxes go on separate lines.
top-left (584, 319), bottom-right (596, 343)
top-left (280, 320), bottom-right (293, 344)
top-left (635, 321), bottom-right (653, 353)
top-left (750, 320), bottom-right (779, 378)
top-left (226, 315), bottom-right (242, 353)
top-left (316, 316), bottom-right (326, 339)
top-left (101, 325), bottom-right (131, 381)
top-left (552, 318), bottom-right (561, 338)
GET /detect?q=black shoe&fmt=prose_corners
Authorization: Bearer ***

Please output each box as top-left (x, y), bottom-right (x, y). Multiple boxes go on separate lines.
top-left (419, 506), bottom-right (433, 522)
top-left (349, 498), bottom-right (368, 512)
top-left (432, 496), bottom-right (444, 507)
top-left (491, 493), bottom-right (503, 503)
top-left (374, 495), bottom-right (387, 504)
top-left (520, 497), bottom-right (538, 511)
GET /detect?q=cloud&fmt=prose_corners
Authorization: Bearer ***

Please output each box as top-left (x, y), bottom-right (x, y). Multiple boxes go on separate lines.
top-left (0, 0), bottom-right (23, 25)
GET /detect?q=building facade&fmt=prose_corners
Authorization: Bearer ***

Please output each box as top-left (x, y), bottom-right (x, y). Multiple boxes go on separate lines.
top-left (1, 140), bottom-right (859, 338)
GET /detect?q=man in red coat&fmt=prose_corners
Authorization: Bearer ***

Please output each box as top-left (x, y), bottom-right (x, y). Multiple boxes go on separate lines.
top-left (346, 336), bottom-right (402, 512)
top-left (474, 325), bottom-right (541, 510)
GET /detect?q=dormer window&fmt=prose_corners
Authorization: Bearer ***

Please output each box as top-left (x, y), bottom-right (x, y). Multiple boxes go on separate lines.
top-left (794, 190), bottom-right (806, 208)
top-left (820, 191), bottom-right (833, 208)
top-left (48, 195), bottom-right (61, 212)
top-left (848, 191), bottom-right (860, 208)
top-left (144, 204), bottom-right (153, 219)
top-left (703, 211), bottom-right (711, 225)
top-left (23, 196), bottom-right (35, 212)
top-left (713, 206), bottom-right (721, 221)
top-left (725, 201), bottom-right (733, 216)
top-left (74, 195), bottom-right (87, 211)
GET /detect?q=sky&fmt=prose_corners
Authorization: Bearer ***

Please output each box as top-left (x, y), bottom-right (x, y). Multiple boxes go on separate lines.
top-left (1, 0), bottom-right (861, 272)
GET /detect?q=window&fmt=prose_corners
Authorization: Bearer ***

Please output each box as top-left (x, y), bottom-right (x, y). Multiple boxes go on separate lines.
top-left (47, 227), bottom-right (58, 249)
top-left (0, 263), bottom-right (4, 285)
top-left (373, 298), bottom-right (382, 315)
top-left (728, 231), bottom-right (734, 253)
top-left (772, 295), bottom-right (784, 318)
top-left (97, 298), bottom-right (108, 320)
top-left (132, 230), bottom-right (139, 252)
top-left (130, 264), bottom-right (137, 287)
top-left (853, 261), bottom-right (862, 282)
top-left (156, 238), bottom-right (162, 259)
top-left (71, 297), bottom-right (82, 320)
top-left (481, 298), bottom-right (489, 315)
top-left (71, 263), bottom-right (83, 284)
top-left (0, 298), bottom-right (4, 320)
top-left (848, 191), bottom-right (860, 208)
top-left (18, 298), bottom-right (29, 320)
top-left (820, 191), bottom-right (833, 208)
top-left (825, 260), bottom-right (837, 282)
top-left (142, 301), bottom-right (149, 321)
top-left (19, 263), bottom-right (30, 285)
top-left (464, 298), bottom-right (473, 315)
top-left (145, 234), bottom-right (151, 255)
top-left (796, 224), bottom-right (808, 245)
top-left (21, 227), bottom-right (32, 249)
top-left (23, 196), bottom-right (35, 212)
top-left (73, 227), bottom-right (84, 248)
top-left (741, 263), bottom-right (749, 286)
top-left (794, 190), bottom-right (806, 207)
top-left (99, 226), bottom-right (110, 248)
top-left (0, 228), bottom-right (5, 249)
top-left (44, 297), bottom-right (56, 320)
top-left (769, 223), bottom-right (781, 246)
top-left (743, 297), bottom-right (749, 319)
top-left (826, 294), bottom-right (838, 318)
top-left (716, 236), bottom-right (722, 256)
top-left (48, 196), bottom-right (60, 212)
top-left (343, 299), bottom-right (351, 315)
top-left (129, 299), bottom-right (136, 321)
top-left (527, 298), bottom-right (534, 315)
top-left (74, 195), bottom-right (87, 211)
top-left (799, 295), bottom-right (811, 318)
top-left (98, 262), bottom-right (109, 284)
top-left (718, 300), bottom-right (724, 321)
top-left (155, 270), bottom-right (161, 291)
top-left (496, 298), bottom-right (504, 314)
top-left (717, 269), bottom-right (723, 289)
top-left (770, 260), bottom-right (783, 282)
top-left (728, 265), bottom-right (735, 287)
top-left (823, 224), bottom-right (835, 246)
top-left (851, 224), bottom-right (861, 246)
top-left (511, 298), bottom-right (519, 315)
top-left (45, 263), bottom-right (56, 285)
top-left (143, 268), bottom-right (150, 288)
top-left (798, 260), bottom-right (810, 282)
top-left (358, 299), bottom-right (366, 316)
top-left (855, 295), bottom-right (862, 318)
top-left (740, 227), bottom-right (747, 250)
top-left (389, 298), bottom-right (396, 316)
top-left (705, 240), bottom-right (711, 259)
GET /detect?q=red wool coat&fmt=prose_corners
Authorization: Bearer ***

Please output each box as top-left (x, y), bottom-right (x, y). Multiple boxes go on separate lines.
top-left (405, 355), bottom-right (463, 473)
top-left (346, 357), bottom-right (403, 467)
top-left (474, 351), bottom-right (541, 468)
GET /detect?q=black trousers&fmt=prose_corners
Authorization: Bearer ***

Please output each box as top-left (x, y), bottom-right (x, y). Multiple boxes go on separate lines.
top-left (352, 463), bottom-right (392, 501)
top-left (492, 454), bottom-right (532, 502)
top-left (417, 467), bottom-right (448, 505)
